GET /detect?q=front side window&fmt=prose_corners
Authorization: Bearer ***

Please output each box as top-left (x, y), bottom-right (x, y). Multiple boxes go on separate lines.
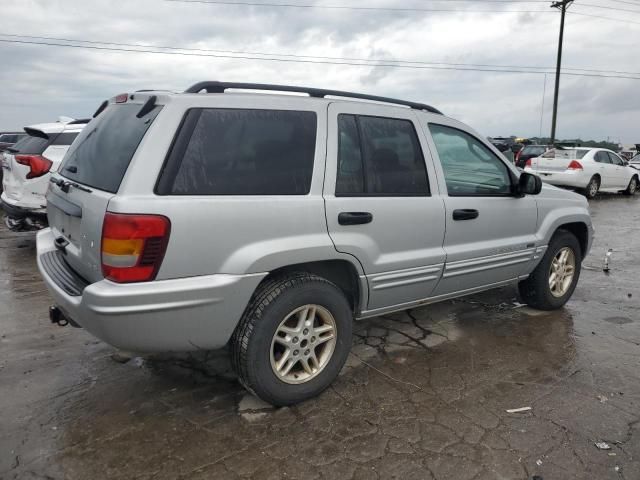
top-left (428, 124), bottom-right (512, 196)
top-left (167, 109), bottom-right (317, 195)
top-left (336, 114), bottom-right (429, 196)
top-left (608, 152), bottom-right (624, 165)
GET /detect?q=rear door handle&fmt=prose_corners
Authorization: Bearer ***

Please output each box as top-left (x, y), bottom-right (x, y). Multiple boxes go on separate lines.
top-left (338, 212), bottom-right (373, 226)
top-left (453, 209), bottom-right (479, 221)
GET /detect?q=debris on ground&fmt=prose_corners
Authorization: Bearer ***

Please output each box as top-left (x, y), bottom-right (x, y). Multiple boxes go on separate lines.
top-left (110, 351), bottom-right (135, 364)
top-left (595, 441), bottom-right (611, 450)
top-left (536, 459), bottom-right (543, 466)
top-left (506, 407), bottom-right (532, 413)
top-left (597, 395), bottom-right (608, 403)
top-left (603, 249), bottom-right (613, 272)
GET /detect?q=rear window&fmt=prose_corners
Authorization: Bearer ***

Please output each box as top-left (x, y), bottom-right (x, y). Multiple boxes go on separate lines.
top-left (159, 109), bottom-right (317, 195)
top-left (541, 148), bottom-right (589, 160)
top-left (11, 135), bottom-right (50, 154)
top-left (51, 132), bottom-right (80, 146)
top-left (523, 146), bottom-right (546, 156)
top-left (61, 104), bottom-right (162, 193)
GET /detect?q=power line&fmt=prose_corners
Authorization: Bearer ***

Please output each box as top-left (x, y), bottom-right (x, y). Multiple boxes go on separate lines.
top-left (568, 9), bottom-right (640, 24)
top-left (574, 2), bottom-right (640, 14)
top-left (2, 32), bottom-right (639, 77)
top-left (1, 37), bottom-right (639, 80)
top-left (163, 0), bottom-right (552, 13)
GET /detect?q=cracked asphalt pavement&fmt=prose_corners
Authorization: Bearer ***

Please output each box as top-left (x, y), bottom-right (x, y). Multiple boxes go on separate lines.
top-left (1, 194), bottom-right (639, 480)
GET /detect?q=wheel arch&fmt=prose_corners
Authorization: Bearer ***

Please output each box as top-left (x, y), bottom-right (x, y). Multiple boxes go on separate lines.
top-left (260, 260), bottom-right (365, 314)
top-left (555, 222), bottom-right (589, 258)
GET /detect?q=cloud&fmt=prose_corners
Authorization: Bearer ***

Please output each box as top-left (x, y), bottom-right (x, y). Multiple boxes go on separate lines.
top-left (0, 0), bottom-right (637, 143)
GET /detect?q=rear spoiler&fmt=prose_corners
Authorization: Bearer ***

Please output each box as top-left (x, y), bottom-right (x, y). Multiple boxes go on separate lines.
top-left (23, 127), bottom-right (48, 139)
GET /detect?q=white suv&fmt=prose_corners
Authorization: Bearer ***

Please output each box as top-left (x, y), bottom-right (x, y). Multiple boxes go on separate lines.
top-left (1, 118), bottom-right (88, 230)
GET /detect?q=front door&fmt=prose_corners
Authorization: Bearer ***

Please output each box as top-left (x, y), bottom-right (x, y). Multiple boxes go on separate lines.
top-left (421, 121), bottom-right (539, 296)
top-left (323, 103), bottom-right (446, 312)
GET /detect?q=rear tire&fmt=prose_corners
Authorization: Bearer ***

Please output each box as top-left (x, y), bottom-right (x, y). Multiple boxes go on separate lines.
top-left (518, 230), bottom-right (582, 311)
top-left (583, 176), bottom-right (600, 199)
top-left (230, 273), bottom-right (352, 406)
top-left (624, 176), bottom-right (638, 196)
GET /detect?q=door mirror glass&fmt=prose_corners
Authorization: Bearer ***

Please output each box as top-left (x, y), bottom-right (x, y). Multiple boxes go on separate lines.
top-left (518, 172), bottom-right (542, 195)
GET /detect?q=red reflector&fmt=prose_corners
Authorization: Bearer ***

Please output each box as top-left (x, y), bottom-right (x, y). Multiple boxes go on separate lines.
top-left (101, 213), bottom-right (171, 283)
top-left (525, 159), bottom-right (532, 168)
top-left (115, 93), bottom-right (129, 103)
top-left (15, 154), bottom-right (53, 179)
top-left (567, 160), bottom-right (583, 170)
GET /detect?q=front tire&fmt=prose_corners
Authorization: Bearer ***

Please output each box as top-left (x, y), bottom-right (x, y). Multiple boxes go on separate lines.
top-left (584, 176), bottom-right (600, 199)
top-left (518, 231), bottom-right (582, 310)
top-left (231, 273), bottom-right (353, 406)
top-left (624, 176), bottom-right (638, 196)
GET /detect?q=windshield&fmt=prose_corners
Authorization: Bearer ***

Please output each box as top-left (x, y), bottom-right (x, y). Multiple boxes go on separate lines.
top-left (60, 103), bottom-right (162, 193)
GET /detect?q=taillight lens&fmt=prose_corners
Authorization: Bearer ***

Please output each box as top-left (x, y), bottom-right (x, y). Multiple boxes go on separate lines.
top-left (567, 160), bottom-right (583, 170)
top-left (101, 213), bottom-right (171, 283)
top-left (114, 93), bottom-right (129, 103)
top-left (15, 155), bottom-right (53, 179)
top-left (525, 159), bottom-right (532, 168)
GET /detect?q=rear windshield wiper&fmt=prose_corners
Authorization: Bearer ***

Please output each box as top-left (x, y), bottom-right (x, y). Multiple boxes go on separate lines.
top-left (50, 176), bottom-right (92, 194)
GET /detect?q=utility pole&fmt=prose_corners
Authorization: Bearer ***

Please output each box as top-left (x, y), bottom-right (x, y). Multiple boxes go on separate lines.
top-left (549, 0), bottom-right (573, 146)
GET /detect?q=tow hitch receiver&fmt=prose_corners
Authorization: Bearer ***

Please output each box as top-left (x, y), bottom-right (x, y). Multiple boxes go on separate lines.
top-left (49, 306), bottom-right (69, 327)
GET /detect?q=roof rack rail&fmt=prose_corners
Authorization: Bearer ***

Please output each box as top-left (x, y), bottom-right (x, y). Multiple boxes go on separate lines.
top-left (184, 81), bottom-right (442, 114)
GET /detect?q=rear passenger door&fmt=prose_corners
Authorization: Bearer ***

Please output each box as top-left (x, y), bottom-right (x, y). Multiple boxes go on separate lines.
top-left (324, 103), bottom-right (446, 312)
top-left (607, 152), bottom-right (628, 188)
top-left (593, 151), bottom-right (615, 188)
top-left (422, 121), bottom-right (539, 296)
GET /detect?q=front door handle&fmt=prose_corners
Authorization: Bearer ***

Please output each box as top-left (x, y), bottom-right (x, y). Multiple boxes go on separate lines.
top-left (453, 209), bottom-right (479, 221)
top-left (338, 212), bottom-right (373, 226)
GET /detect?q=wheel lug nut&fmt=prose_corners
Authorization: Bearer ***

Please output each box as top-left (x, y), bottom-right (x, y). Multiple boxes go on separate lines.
top-left (304, 350), bottom-right (310, 355)
top-left (311, 337), bottom-right (316, 343)
top-left (294, 350), bottom-right (299, 356)
top-left (293, 337), bottom-right (298, 343)
top-left (303, 328), bottom-right (309, 335)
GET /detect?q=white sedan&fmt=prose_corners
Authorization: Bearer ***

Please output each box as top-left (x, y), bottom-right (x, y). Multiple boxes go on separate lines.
top-left (524, 147), bottom-right (639, 199)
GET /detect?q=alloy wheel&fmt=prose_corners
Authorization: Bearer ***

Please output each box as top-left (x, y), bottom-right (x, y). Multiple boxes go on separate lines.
top-left (270, 304), bottom-right (337, 384)
top-left (548, 247), bottom-right (576, 298)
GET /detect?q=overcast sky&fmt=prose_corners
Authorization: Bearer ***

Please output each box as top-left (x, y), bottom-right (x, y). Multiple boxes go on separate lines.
top-left (0, 0), bottom-right (638, 143)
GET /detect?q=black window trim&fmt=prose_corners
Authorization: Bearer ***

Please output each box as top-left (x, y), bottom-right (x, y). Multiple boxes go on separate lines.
top-left (427, 122), bottom-right (518, 198)
top-left (335, 113), bottom-right (431, 198)
top-left (155, 107), bottom-right (319, 196)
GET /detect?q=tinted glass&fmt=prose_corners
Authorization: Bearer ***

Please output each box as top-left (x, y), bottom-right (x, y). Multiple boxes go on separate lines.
top-left (11, 134), bottom-right (50, 154)
top-left (523, 146), bottom-right (545, 156)
top-left (61, 104), bottom-right (162, 193)
top-left (170, 109), bottom-right (317, 195)
top-left (336, 115), bottom-right (364, 195)
top-left (429, 124), bottom-right (512, 196)
top-left (608, 152), bottom-right (624, 165)
top-left (51, 132), bottom-right (80, 146)
top-left (338, 115), bottom-right (428, 196)
top-left (594, 151), bottom-right (611, 164)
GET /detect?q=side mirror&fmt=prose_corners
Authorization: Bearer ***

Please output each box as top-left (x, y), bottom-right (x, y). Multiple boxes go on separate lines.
top-left (518, 172), bottom-right (542, 196)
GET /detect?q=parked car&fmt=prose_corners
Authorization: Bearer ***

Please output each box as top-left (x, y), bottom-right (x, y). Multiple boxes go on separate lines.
top-left (515, 144), bottom-right (547, 169)
top-left (0, 132), bottom-right (26, 152)
top-left (37, 83), bottom-right (593, 406)
top-left (524, 147), bottom-right (639, 199)
top-left (0, 133), bottom-right (27, 194)
top-left (1, 119), bottom-right (88, 230)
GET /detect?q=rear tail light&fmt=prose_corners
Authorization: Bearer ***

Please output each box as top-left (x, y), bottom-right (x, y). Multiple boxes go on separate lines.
top-left (567, 160), bottom-right (583, 171)
top-left (525, 159), bottom-right (532, 168)
top-left (15, 155), bottom-right (52, 179)
top-left (101, 213), bottom-right (171, 283)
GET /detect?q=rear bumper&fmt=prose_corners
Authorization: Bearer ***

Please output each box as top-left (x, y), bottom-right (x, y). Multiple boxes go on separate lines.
top-left (1, 194), bottom-right (47, 218)
top-left (36, 228), bottom-right (267, 352)
top-left (525, 169), bottom-right (588, 189)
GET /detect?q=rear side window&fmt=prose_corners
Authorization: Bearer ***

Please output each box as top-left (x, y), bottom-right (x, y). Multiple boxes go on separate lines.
top-left (523, 146), bottom-right (545, 156)
top-left (11, 135), bottom-right (50, 154)
top-left (51, 132), bottom-right (80, 146)
top-left (594, 151), bottom-right (611, 164)
top-left (61, 104), bottom-right (162, 193)
top-left (162, 109), bottom-right (317, 195)
top-left (336, 114), bottom-right (429, 196)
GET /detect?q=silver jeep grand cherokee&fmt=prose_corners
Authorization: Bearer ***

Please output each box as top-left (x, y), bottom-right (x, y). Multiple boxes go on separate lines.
top-left (37, 82), bottom-right (593, 406)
